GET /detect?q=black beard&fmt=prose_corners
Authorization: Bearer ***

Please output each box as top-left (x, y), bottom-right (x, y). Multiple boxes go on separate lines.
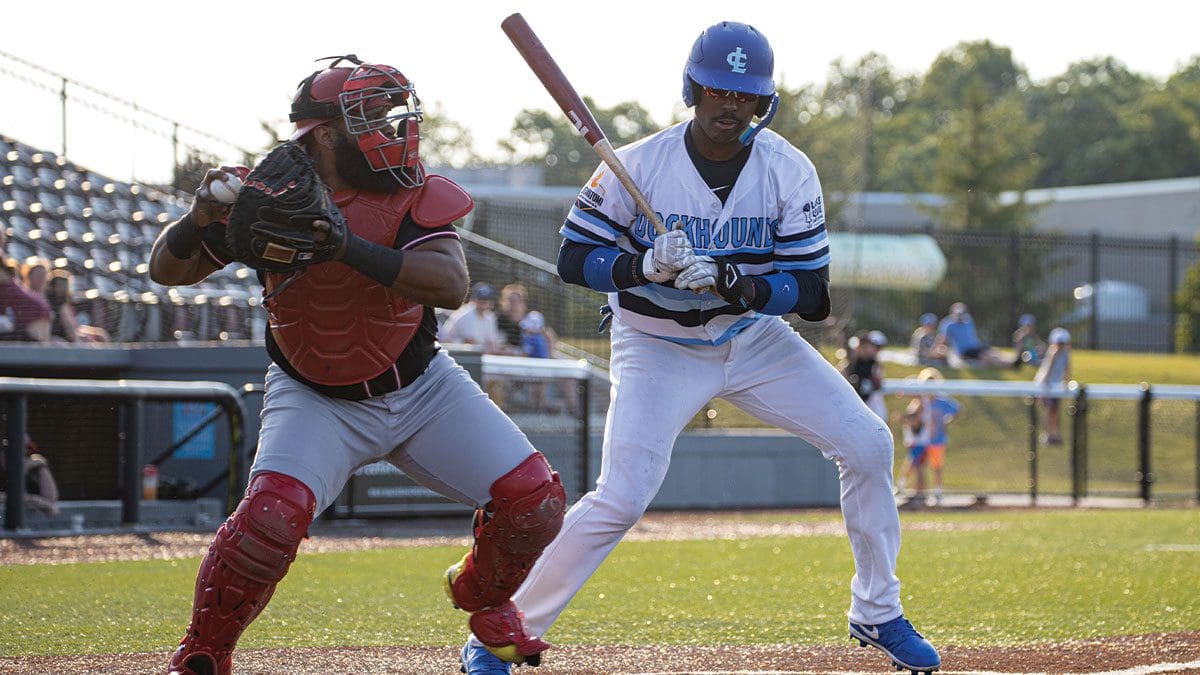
top-left (333, 133), bottom-right (403, 194)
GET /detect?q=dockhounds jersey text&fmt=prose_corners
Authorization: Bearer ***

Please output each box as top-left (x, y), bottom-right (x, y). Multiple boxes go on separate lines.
top-left (629, 213), bottom-right (779, 250)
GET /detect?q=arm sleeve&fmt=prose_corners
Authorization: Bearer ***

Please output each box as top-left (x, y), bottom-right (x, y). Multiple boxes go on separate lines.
top-left (748, 266), bottom-right (831, 319)
top-left (557, 239), bottom-right (641, 292)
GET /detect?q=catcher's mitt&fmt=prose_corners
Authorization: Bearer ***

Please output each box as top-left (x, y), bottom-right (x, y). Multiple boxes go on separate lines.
top-left (225, 141), bottom-right (347, 273)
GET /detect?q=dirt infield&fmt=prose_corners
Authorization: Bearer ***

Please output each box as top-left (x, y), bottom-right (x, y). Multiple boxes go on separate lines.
top-left (3, 632), bottom-right (1200, 674)
top-left (3, 512), bottom-right (1197, 673)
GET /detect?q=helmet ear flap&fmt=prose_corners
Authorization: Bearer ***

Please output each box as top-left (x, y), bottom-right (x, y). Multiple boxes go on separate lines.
top-left (755, 96), bottom-right (771, 118)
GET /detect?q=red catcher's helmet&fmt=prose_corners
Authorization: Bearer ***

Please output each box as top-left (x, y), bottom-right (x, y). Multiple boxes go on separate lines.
top-left (289, 55), bottom-right (425, 188)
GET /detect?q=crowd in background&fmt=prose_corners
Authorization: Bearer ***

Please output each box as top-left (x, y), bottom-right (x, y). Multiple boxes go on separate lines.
top-left (438, 281), bottom-right (556, 359)
top-left (842, 301), bottom-right (1076, 507)
top-left (0, 227), bottom-right (107, 344)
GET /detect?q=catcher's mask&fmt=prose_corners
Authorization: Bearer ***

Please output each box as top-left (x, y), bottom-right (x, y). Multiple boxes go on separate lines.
top-left (289, 54), bottom-right (425, 188)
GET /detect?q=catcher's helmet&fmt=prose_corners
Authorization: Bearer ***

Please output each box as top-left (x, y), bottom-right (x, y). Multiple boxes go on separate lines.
top-left (682, 22), bottom-right (779, 144)
top-left (289, 55), bottom-right (425, 188)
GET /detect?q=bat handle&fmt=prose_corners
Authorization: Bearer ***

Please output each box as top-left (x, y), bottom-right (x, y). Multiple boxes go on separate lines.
top-left (592, 139), bottom-right (669, 235)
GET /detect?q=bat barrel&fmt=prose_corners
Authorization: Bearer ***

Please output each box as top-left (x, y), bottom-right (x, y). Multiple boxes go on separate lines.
top-left (501, 13), bottom-right (605, 147)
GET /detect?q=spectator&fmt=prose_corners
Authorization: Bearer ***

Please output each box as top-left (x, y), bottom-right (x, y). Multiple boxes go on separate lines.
top-left (44, 270), bottom-right (80, 342)
top-left (1035, 327), bottom-right (1072, 445)
top-left (496, 283), bottom-right (529, 354)
top-left (1011, 313), bottom-right (1047, 369)
top-left (841, 330), bottom-right (888, 421)
top-left (895, 392), bottom-right (932, 506)
top-left (440, 282), bottom-right (505, 353)
top-left (911, 312), bottom-right (948, 366)
top-left (0, 228), bottom-right (52, 342)
top-left (20, 256), bottom-right (51, 295)
top-left (895, 368), bottom-right (960, 506)
top-left (519, 311), bottom-right (551, 359)
top-left (937, 302), bottom-right (1008, 367)
top-left (0, 434), bottom-right (60, 517)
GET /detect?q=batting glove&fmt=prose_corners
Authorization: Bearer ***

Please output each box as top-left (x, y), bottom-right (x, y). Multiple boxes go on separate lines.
top-left (638, 229), bottom-right (694, 283)
top-left (675, 256), bottom-right (756, 309)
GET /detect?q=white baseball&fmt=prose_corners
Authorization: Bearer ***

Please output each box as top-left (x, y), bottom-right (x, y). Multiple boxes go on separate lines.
top-left (208, 175), bottom-right (242, 204)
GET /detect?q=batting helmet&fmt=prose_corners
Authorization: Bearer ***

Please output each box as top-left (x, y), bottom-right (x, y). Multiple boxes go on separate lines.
top-left (289, 55), bottom-right (425, 188)
top-left (682, 22), bottom-right (778, 143)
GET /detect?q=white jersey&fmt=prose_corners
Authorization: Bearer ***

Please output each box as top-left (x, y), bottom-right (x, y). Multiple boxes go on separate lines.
top-left (560, 122), bottom-right (830, 345)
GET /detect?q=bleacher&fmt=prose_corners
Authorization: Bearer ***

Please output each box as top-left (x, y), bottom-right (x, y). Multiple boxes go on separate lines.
top-left (0, 133), bottom-right (263, 342)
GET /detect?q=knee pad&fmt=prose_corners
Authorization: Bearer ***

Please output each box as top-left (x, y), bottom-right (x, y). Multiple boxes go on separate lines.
top-left (172, 472), bottom-right (315, 672)
top-left (448, 452), bottom-right (566, 612)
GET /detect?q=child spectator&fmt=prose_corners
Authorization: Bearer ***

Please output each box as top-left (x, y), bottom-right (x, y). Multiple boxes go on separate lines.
top-left (519, 311), bottom-right (551, 359)
top-left (911, 313), bottom-right (948, 365)
top-left (842, 330), bottom-right (888, 421)
top-left (1011, 313), bottom-right (1047, 369)
top-left (895, 367), bottom-right (960, 506)
top-left (1035, 327), bottom-right (1072, 445)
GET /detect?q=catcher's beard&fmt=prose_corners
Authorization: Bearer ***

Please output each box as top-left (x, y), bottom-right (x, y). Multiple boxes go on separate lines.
top-left (333, 131), bottom-right (404, 194)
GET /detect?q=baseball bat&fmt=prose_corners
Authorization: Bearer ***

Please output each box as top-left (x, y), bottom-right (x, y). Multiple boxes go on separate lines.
top-left (501, 13), bottom-right (668, 235)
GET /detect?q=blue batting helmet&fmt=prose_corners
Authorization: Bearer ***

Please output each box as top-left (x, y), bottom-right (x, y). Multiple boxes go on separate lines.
top-left (682, 21), bottom-right (776, 107)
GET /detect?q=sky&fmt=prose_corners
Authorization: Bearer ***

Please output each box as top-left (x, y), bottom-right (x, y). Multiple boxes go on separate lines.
top-left (2, 0), bottom-right (1198, 184)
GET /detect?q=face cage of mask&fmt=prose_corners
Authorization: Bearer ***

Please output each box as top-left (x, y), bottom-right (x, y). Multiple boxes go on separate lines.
top-left (340, 84), bottom-right (426, 188)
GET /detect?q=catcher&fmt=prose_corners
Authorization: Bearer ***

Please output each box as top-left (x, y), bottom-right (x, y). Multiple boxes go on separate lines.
top-left (149, 55), bottom-right (565, 675)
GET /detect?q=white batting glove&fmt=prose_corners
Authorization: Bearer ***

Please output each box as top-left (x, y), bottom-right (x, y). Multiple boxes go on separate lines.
top-left (673, 256), bottom-right (717, 291)
top-left (640, 229), bottom-right (694, 283)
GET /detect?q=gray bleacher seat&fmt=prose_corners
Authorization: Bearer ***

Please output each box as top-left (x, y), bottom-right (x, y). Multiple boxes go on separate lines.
top-left (7, 239), bottom-right (34, 262)
top-left (35, 166), bottom-right (58, 186)
top-left (37, 188), bottom-right (63, 211)
top-left (5, 164), bottom-right (36, 188)
top-left (34, 215), bottom-right (63, 241)
top-left (63, 218), bottom-right (88, 243)
top-left (7, 214), bottom-right (35, 237)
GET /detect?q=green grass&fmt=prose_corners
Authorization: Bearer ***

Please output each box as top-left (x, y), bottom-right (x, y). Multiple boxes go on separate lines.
top-left (2, 510), bottom-right (1198, 656)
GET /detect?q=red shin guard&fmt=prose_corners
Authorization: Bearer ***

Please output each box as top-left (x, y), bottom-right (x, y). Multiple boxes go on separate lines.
top-left (168, 472), bottom-right (315, 675)
top-left (449, 452), bottom-right (566, 612)
top-left (470, 600), bottom-right (553, 663)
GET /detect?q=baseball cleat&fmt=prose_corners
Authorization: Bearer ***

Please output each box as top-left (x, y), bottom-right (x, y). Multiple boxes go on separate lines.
top-left (460, 639), bottom-right (513, 675)
top-left (849, 615), bottom-right (940, 674)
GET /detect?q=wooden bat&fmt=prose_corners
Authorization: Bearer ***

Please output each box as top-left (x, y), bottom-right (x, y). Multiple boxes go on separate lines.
top-left (501, 12), bottom-right (668, 236)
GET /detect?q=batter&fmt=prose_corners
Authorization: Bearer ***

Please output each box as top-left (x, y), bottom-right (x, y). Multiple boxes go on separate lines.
top-left (459, 22), bottom-right (940, 675)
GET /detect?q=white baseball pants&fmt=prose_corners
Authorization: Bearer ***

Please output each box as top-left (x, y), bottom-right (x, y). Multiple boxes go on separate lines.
top-left (512, 315), bottom-right (904, 631)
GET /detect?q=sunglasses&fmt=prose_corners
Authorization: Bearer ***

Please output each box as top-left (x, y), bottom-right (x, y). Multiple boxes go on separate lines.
top-left (701, 86), bottom-right (759, 104)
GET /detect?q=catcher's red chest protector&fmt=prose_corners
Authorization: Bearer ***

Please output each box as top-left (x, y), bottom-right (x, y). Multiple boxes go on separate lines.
top-left (264, 176), bottom-right (471, 386)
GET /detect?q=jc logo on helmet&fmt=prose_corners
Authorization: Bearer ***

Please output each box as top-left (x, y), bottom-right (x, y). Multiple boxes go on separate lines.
top-left (726, 47), bottom-right (748, 74)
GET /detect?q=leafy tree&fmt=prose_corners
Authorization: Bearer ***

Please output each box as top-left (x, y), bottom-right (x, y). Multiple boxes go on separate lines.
top-left (420, 104), bottom-right (484, 169)
top-left (499, 99), bottom-right (659, 186)
top-left (1027, 58), bottom-right (1152, 186)
top-left (172, 147), bottom-right (222, 193)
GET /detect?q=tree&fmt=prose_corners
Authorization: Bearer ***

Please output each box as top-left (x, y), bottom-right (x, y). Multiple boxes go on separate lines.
top-left (172, 147), bottom-right (222, 193)
top-left (1176, 250), bottom-right (1200, 353)
top-left (420, 104), bottom-right (485, 169)
top-left (925, 73), bottom-right (1044, 339)
top-left (1027, 58), bottom-right (1153, 186)
top-left (499, 99), bottom-right (659, 186)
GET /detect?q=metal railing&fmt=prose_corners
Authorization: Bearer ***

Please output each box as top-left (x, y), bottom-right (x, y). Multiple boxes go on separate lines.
top-left (882, 378), bottom-right (1200, 504)
top-left (2, 377), bottom-right (247, 530)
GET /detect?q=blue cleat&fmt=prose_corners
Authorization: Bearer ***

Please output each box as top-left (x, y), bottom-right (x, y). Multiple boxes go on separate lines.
top-left (460, 639), bottom-right (512, 675)
top-left (849, 615), bottom-right (940, 674)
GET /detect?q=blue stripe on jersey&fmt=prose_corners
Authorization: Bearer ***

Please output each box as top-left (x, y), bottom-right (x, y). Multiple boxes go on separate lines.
top-left (625, 282), bottom-right (721, 313)
top-left (561, 220), bottom-right (614, 245)
top-left (567, 204), bottom-right (622, 241)
top-left (775, 252), bottom-right (832, 270)
top-left (655, 316), bottom-right (759, 346)
top-left (776, 222), bottom-right (826, 242)
top-left (775, 233), bottom-right (828, 252)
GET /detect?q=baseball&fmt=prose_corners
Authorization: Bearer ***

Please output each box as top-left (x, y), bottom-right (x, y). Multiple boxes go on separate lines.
top-left (208, 175), bottom-right (242, 204)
